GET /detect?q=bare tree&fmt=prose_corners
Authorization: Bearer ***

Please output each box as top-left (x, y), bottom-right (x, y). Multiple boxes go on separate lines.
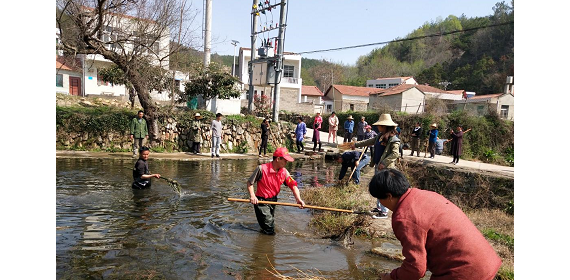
top-left (56, 0), bottom-right (198, 142)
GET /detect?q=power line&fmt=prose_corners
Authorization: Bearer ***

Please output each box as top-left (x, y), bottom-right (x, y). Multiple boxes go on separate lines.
top-left (296, 21), bottom-right (514, 55)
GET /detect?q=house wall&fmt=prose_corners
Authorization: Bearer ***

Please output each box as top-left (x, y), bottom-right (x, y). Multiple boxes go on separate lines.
top-left (280, 88), bottom-right (313, 113)
top-left (366, 77), bottom-right (417, 88)
top-left (425, 92), bottom-right (463, 101)
top-left (498, 94), bottom-right (514, 120)
top-left (369, 88), bottom-right (424, 114)
top-left (340, 95), bottom-right (369, 112)
top-left (83, 60), bottom-right (127, 96)
top-left (56, 69), bottom-right (82, 95)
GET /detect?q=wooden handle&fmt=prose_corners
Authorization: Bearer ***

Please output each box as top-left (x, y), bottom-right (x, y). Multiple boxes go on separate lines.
top-left (227, 198), bottom-right (355, 213)
top-left (348, 146), bottom-right (368, 181)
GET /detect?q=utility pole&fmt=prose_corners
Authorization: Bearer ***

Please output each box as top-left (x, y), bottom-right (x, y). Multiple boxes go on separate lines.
top-left (203, 0), bottom-right (212, 67)
top-left (231, 40), bottom-right (239, 76)
top-left (272, 0), bottom-right (287, 122)
top-left (247, 0), bottom-right (257, 113)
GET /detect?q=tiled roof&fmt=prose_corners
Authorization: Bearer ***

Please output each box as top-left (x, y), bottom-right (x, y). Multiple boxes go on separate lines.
top-left (371, 84), bottom-right (418, 96)
top-left (301, 85), bottom-right (323, 96)
top-left (374, 76), bottom-right (413, 81)
top-left (467, 93), bottom-right (503, 99)
top-left (415, 84), bottom-right (448, 94)
top-left (446, 90), bottom-right (465, 95)
top-left (324, 84), bottom-right (382, 97)
top-left (56, 56), bottom-right (82, 72)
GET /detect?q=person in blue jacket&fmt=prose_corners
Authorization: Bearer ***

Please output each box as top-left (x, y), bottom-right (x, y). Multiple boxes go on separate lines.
top-left (333, 150), bottom-right (370, 185)
top-left (295, 117), bottom-right (307, 153)
top-left (428, 123), bottom-right (439, 158)
top-left (343, 115), bottom-right (354, 143)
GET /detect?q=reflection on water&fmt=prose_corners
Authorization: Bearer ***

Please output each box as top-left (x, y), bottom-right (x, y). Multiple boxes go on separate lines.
top-left (56, 157), bottom-right (395, 279)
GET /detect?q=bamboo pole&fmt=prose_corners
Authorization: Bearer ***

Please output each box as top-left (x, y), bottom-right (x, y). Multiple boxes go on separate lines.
top-left (227, 198), bottom-right (356, 213)
top-left (347, 146), bottom-right (368, 182)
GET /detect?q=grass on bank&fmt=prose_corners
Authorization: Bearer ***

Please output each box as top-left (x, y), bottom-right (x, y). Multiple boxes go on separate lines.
top-left (300, 183), bottom-right (514, 280)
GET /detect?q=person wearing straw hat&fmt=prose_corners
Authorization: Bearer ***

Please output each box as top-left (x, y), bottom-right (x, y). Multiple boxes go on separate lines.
top-left (343, 115), bottom-right (355, 143)
top-left (191, 113), bottom-right (203, 154)
top-left (349, 113), bottom-right (401, 219)
top-left (428, 123), bottom-right (439, 159)
top-left (247, 147), bottom-right (305, 235)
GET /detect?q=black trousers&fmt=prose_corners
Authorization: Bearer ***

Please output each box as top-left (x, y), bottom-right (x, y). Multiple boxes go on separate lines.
top-left (254, 196), bottom-right (278, 235)
top-left (344, 132), bottom-right (353, 142)
top-left (192, 142), bottom-right (201, 154)
top-left (453, 155), bottom-right (460, 163)
top-left (259, 136), bottom-right (268, 155)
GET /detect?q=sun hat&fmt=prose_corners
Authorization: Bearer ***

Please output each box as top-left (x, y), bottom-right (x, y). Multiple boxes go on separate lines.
top-left (430, 123), bottom-right (437, 128)
top-left (372, 114), bottom-right (398, 127)
top-left (273, 147), bottom-right (294, 162)
top-left (347, 115), bottom-right (354, 120)
top-left (194, 113), bottom-right (202, 119)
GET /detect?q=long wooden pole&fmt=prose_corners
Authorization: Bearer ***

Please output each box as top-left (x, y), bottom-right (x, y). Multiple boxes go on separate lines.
top-left (227, 198), bottom-right (355, 213)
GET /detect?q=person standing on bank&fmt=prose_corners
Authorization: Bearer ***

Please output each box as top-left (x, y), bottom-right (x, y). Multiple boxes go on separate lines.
top-left (130, 110), bottom-right (149, 158)
top-left (410, 122), bottom-right (423, 157)
top-left (259, 118), bottom-right (270, 157)
top-left (343, 115), bottom-right (355, 143)
top-left (191, 113), bottom-right (203, 154)
top-left (328, 111), bottom-right (339, 144)
top-left (247, 147), bottom-right (305, 235)
top-left (312, 112), bottom-right (323, 152)
top-left (428, 123), bottom-right (439, 159)
top-left (370, 169), bottom-right (501, 280)
top-left (356, 116), bottom-right (368, 141)
top-left (295, 117), bottom-right (307, 153)
top-left (132, 146), bottom-right (161, 189)
top-left (350, 113), bottom-right (400, 219)
top-left (364, 125), bottom-right (377, 167)
top-left (447, 125), bottom-right (472, 165)
top-left (211, 113), bottom-right (223, 158)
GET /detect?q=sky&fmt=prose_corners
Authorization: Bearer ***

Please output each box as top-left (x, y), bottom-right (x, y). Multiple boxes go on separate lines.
top-left (205, 0), bottom-right (503, 65)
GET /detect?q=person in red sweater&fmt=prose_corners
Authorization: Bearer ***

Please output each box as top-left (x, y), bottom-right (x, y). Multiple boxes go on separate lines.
top-left (369, 169), bottom-right (502, 280)
top-left (247, 147), bottom-right (305, 235)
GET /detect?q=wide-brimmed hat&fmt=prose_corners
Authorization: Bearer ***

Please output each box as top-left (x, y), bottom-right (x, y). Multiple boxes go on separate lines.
top-left (430, 123), bottom-right (437, 128)
top-left (347, 115), bottom-right (354, 120)
top-left (372, 114), bottom-right (398, 127)
top-left (194, 113), bottom-right (202, 119)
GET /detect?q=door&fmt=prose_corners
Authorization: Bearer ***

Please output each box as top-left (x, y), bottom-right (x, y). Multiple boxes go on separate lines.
top-left (69, 76), bottom-right (81, 96)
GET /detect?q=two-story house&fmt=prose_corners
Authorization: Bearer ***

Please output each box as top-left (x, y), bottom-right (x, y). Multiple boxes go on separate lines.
top-left (56, 9), bottom-right (186, 101)
top-left (238, 48), bottom-right (313, 114)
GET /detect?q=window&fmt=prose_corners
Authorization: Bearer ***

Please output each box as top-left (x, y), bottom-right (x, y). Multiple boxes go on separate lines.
top-left (368, 84), bottom-right (373, 87)
top-left (56, 74), bottom-right (63, 87)
top-left (388, 83), bottom-right (399, 87)
top-left (327, 104), bottom-right (332, 112)
top-left (375, 84), bottom-right (387, 89)
top-left (97, 74), bottom-right (109, 86)
top-left (500, 105), bottom-right (509, 119)
top-left (477, 105), bottom-right (485, 115)
top-left (350, 104), bottom-right (354, 111)
top-left (283, 65), bottom-right (294, 78)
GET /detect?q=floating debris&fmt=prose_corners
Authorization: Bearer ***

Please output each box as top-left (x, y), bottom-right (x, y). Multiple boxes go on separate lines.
top-left (160, 176), bottom-right (182, 195)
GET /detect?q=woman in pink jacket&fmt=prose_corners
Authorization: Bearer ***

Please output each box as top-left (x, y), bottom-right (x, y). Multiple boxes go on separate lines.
top-left (370, 169), bottom-right (502, 280)
top-left (312, 112), bottom-right (323, 152)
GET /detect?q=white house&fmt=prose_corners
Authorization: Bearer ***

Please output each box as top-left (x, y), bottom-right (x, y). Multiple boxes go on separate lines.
top-left (57, 8), bottom-right (188, 102)
top-left (56, 56), bottom-right (82, 95)
top-left (369, 84), bottom-right (426, 113)
top-left (323, 84), bottom-right (381, 112)
top-left (237, 48), bottom-right (311, 113)
top-left (367, 76), bottom-right (417, 89)
top-left (450, 92), bottom-right (514, 120)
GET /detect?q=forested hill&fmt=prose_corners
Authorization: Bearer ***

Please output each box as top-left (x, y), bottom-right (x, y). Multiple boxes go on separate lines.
top-left (301, 1), bottom-right (514, 95)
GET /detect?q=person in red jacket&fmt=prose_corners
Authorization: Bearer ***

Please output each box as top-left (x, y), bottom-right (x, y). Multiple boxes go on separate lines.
top-left (369, 169), bottom-right (502, 280)
top-left (247, 147), bottom-right (305, 235)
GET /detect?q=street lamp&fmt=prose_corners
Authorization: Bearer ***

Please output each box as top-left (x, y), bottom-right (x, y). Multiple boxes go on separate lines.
top-left (231, 40), bottom-right (239, 77)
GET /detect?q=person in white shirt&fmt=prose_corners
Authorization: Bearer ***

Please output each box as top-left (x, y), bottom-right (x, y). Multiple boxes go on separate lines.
top-left (327, 112), bottom-right (339, 144)
top-left (211, 113), bottom-right (223, 158)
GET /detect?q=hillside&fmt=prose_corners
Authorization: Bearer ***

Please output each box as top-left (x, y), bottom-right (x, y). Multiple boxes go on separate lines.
top-left (301, 1), bottom-right (514, 95)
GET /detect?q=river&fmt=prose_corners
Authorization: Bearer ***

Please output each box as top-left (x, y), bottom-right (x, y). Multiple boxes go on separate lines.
top-left (56, 157), bottom-right (399, 279)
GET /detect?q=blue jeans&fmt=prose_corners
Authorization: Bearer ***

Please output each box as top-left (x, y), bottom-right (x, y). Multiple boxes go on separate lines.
top-left (352, 156), bottom-right (370, 184)
top-left (211, 136), bottom-right (221, 156)
top-left (374, 167), bottom-right (389, 214)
